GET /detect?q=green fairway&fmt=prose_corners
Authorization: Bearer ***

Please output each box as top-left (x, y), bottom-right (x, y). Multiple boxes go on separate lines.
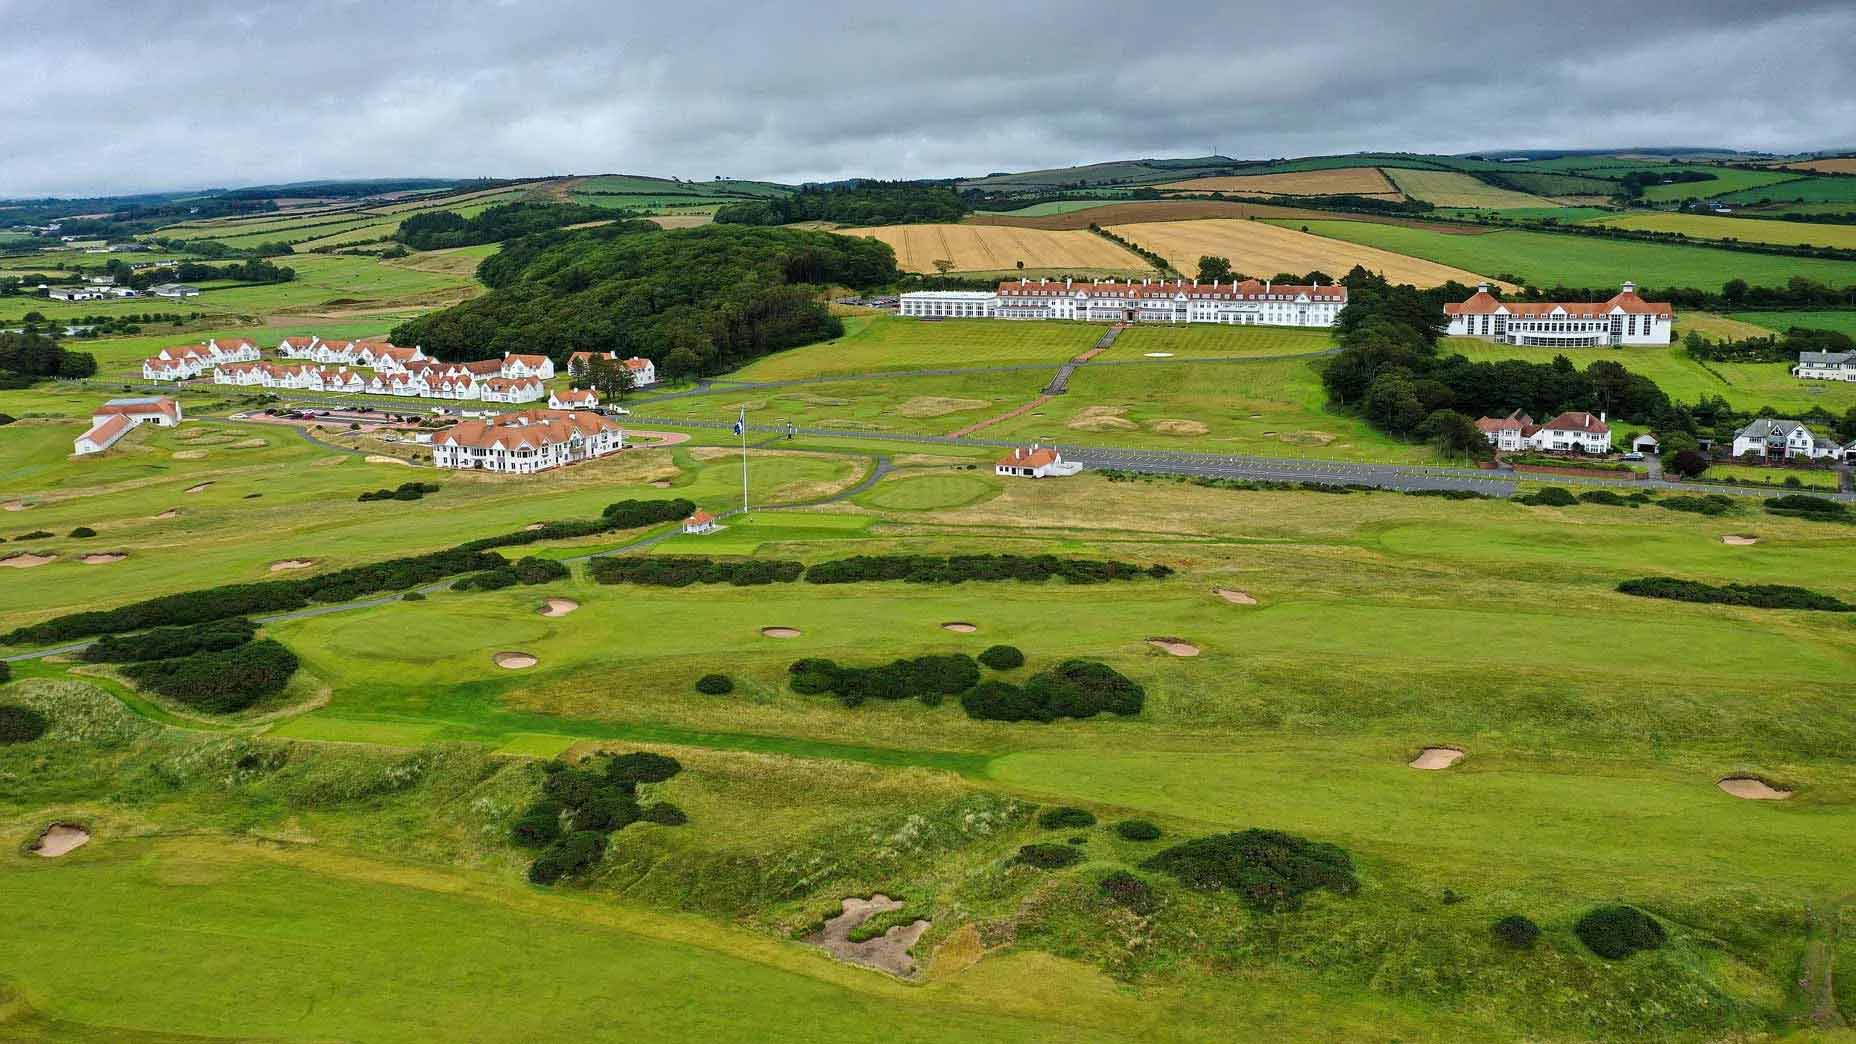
top-left (731, 315), bottom-right (1099, 380)
top-left (1281, 219), bottom-right (1856, 289)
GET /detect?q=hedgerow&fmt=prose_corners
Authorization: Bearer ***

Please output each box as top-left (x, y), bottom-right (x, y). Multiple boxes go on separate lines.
top-left (358, 481), bottom-right (441, 502)
top-left (513, 557), bottom-right (569, 584)
top-left (1038, 806), bottom-right (1097, 829)
top-left (977, 644), bottom-right (1025, 670)
top-left (786, 653), bottom-right (980, 707)
top-left (588, 555), bottom-right (804, 587)
top-left (80, 617), bottom-right (257, 663)
top-left (453, 569), bottom-right (518, 591)
top-left (1115, 819), bottom-right (1163, 841)
top-left (1618, 576), bottom-right (1853, 612)
top-left (1515, 486), bottom-right (1577, 507)
top-left (1492, 914), bottom-right (1542, 949)
top-left (1143, 829), bottom-right (1359, 912)
top-left (695, 673), bottom-right (734, 695)
top-left (960, 659), bottom-right (1147, 723)
top-left (0, 704), bottom-right (49, 743)
top-left (603, 498), bottom-right (696, 528)
top-left (122, 638), bottom-right (301, 714)
top-left (1575, 905), bottom-right (1666, 959)
top-left (1765, 493), bottom-right (1848, 520)
top-left (1016, 843), bottom-right (1084, 869)
top-left (804, 553), bottom-right (1172, 585)
top-left (1098, 869), bottom-right (1157, 915)
top-left (1657, 494), bottom-right (1737, 516)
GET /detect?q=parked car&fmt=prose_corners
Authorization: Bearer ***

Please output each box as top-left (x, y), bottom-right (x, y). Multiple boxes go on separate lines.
top-left (1621, 452), bottom-right (1645, 461)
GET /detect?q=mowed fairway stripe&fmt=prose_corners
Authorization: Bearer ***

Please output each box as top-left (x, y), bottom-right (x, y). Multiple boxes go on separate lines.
top-left (1103, 218), bottom-right (1499, 287)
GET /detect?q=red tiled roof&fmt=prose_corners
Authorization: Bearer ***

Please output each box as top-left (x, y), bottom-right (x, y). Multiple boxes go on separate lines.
top-left (1538, 411), bottom-right (1610, 434)
top-left (553, 388), bottom-right (596, 402)
top-left (435, 409), bottom-right (622, 451)
top-left (96, 397), bottom-right (180, 423)
top-left (1474, 409), bottom-right (1533, 433)
top-left (998, 446), bottom-right (1060, 469)
top-left (687, 510), bottom-right (716, 525)
top-left (503, 353), bottom-right (549, 366)
top-left (78, 414), bottom-right (132, 448)
top-left (623, 357), bottom-right (652, 371)
top-left (1447, 285), bottom-right (1670, 318)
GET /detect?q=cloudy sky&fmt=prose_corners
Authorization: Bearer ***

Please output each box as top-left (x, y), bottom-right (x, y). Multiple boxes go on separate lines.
top-left (5, 0), bottom-right (1855, 198)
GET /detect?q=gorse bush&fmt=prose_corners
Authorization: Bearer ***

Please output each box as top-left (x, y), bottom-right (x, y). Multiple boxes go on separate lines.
top-left (960, 660), bottom-right (1147, 723)
top-left (1515, 486), bottom-right (1578, 507)
top-left (1766, 493), bottom-right (1848, 519)
top-left (570, 789), bottom-right (641, 833)
top-left (1016, 843), bottom-right (1085, 869)
top-left (1575, 905), bottom-right (1666, 959)
top-left (1657, 494), bottom-right (1737, 516)
top-left (1115, 819), bottom-right (1163, 842)
top-left (640, 802), bottom-right (688, 826)
top-left (358, 481), bottom-right (441, 502)
top-left (523, 751), bottom-right (686, 885)
top-left (694, 673), bottom-right (734, 695)
top-left (80, 617), bottom-right (257, 663)
top-left (786, 654), bottom-right (981, 707)
top-left (509, 798), bottom-right (565, 848)
top-left (68, 526), bottom-right (96, 538)
top-left (528, 830), bottom-right (608, 886)
top-left (1618, 576), bottom-right (1853, 612)
top-left (977, 644), bottom-right (1025, 670)
top-left (0, 703), bottom-right (49, 743)
top-left (804, 553), bottom-right (1171, 586)
top-left (588, 555), bottom-right (804, 588)
top-left (122, 638), bottom-right (300, 714)
top-left (606, 752), bottom-right (683, 784)
top-left (1492, 914), bottom-right (1542, 949)
top-left (602, 498), bottom-right (696, 528)
top-left (1098, 869), bottom-right (1157, 915)
top-left (542, 767), bottom-right (608, 807)
top-left (1143, 829), bottom-right (1359, 912)
top-left (512, 557), bottom-right (569, 585)
top-left (14, 530), bottom-right (52, 540)
top-left (1038, 806), bottom-right (1097, 829)
top-left (453, 569), bottom-right (518, 591)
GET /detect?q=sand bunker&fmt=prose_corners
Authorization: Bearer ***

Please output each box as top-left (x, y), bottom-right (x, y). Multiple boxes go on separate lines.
top-left (1150, 419), bottom-right (1209, 436)
top-left (1213, 588), bottom-right (1258, 605)
top-left (1722, 535), bottom-right (1759, 546)
top-left (1279, 430), bottom-right (1339, 446)
top-left (32, 824), bottom-right (90, 858)
top-left (1718, 776), bottom-right (1792, 800)
top-left (494, 651), bottom-right (539, 669)
top-left (539, 598), bottom-right (578, 617)
top-left (2, 501), bottom-right (29, 512)
top-left (184, 482), bottom-right (212, 494)
top-left (364, 455), bottom-right (413, 466)
top-left (1143, 352), bottom-right (1174, 358)
top-left (1067, 406), bottom-right (1138, 432)
top-left (80, 553), bottom-right (126, 565)
top-left (0, 553), bottom-right (55, 569)
top-left (1146, 638), bottom-right (1200, 657)
top-left (153, 509), bottom-right (180, 519)
top-left (761, 626), bottom-right (802, 639)
top-left (941, 622), bottom-right (977, 633)
top-left (805, 894), bottom-right (932, 978)
top-left (897, 396), bottom-right (990, 419)
top-left (1410, 747), bottom-right (1465, 770)
top-left (649, 480), bottom-right (673, 489)
top-left (269, 559), bottom-right (315, 572)
top-left (525, 523), bottom-right (547, 531)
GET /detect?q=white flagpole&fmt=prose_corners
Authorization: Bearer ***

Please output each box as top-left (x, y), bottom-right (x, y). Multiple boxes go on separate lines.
top-left (738, 405), bottom-right (749, 515)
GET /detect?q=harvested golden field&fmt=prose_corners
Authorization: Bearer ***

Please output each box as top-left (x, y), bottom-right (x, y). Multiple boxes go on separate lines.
top-left (1772, 158), bottom-right (1856, 175)
top-left (1383, 169), bottom-right (1554, 209)
top-left (649, 214), bottom-right (713, 229)
top-left (1103, 218), bottom-right (1500, 287)
top-left (1158, 166), bottom-right (1401, 198)
top-left (841, 224), bottom-right (1146, 273)
top-left (1677, 311), bottom-right (1778, 340)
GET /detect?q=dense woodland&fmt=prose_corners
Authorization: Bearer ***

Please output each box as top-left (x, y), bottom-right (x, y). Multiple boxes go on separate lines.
top-left (394, 201), bottom-right (614, 250)
top-left (0, 330), bottom-right (97, 387)
top-left (712, 181), bottom-right (966, 226)
top-left (392, 222), bottom-right (898, 379)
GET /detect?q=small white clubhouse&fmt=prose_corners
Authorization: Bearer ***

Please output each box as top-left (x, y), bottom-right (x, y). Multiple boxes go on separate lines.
top-left (996, 444), bottom-right (1082, 478)
top-left (74, 396), bottom-right (183, 455)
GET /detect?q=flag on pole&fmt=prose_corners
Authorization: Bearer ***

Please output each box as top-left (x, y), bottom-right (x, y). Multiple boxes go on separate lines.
top-left (732, 411), bottom-right (745, 437)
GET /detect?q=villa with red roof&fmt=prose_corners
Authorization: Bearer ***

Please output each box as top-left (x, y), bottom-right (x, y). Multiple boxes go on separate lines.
top-left (1474, 409), bottom-right (1613, 454)
top-left (683, 509), bottom-right (718, 534)
top-left (480, 376), bottom-right (544, 404)
top-left (549, 387), bottom-right (599, 410)
top-left (499, 352), bottom-right (555, 380)
top-left (74, 397), bottom-right (183, 455)
top-left (1446, 281), bottom-right (1672, 347)
top-left (431, 409), bottom-right (625, 473)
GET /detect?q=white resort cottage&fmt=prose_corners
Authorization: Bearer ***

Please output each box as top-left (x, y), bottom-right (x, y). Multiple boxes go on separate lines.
top-left (1445, 282), bottom-right (1673, 347)
top-left (1730, 419), bottom-right (1844, 461)
top-left (1473, 410), bottom-right (1613, 454)
top-left (901, 277), bottom-right (1347, 328)
top-left (74, 396), bottom-right (183, 455)
top-left (432, 409), bottom-right (626, 473)
top-left (995, 444), bottom-right (1082, 478)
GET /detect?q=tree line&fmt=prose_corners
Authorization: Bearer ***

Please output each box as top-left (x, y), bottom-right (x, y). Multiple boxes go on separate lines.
top-left (1682, 325), bottom-right (1853, 363)
top-left (0, 330), bottom-right (97, 387)
top-left (712, 181), bottom-right (966, 226)
top-left (394, 201), bottom-right (615, 251)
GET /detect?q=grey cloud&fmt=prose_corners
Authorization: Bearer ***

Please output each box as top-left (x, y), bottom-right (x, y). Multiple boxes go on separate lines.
top-left (2, 0), bottom-right (1853, 197)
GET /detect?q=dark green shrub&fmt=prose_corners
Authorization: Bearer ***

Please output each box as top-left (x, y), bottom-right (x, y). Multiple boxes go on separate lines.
top-left (1143, 829), bottom-right (1358, 912)
top-left (121, 638), bottom-right (300, 714)
top-left (602, 498), bottom-right (696, 528)
top-left (1618, 576), bottom-right (1853, 612)
top-left (606, 751), bottom-right (682, 784)
top-left (790, 653), bottom-right (980, 707)
top-left (695, 673), bottom-right (734, 695)
top-left (1099, 869), bottom-right (1157, 915)
top-left (527, 830), bottom-right (608, 886)
top-left (68, 526), bottom-right (96, 538)
top-left (1658, 494), bottom-right (1736, 516)
top-left (1038, 806), bottom-right (1097, 829)
top-left (512, 556), bottom-right (569, 585)
top-left (1115, 819), bottom-right (1162, 841)
top-left (0, 704), bottom-right (49, 743)
top-left (788, 658), bottom-right (841, 695)
top-left (541, 767), bottom-right (606, 807)
top-left (640, 802), bottom-right (688, 826)
top-left (570, 789), bottom-right (640, 833)
top-left (453, 568), bottom-right (519, 591)
top-left (1766, 493), bottom-right (1848, 518)
top-left (959, 680), bottom-right (1046, 722)
top-left (1492, 914), bottom-right (1541, 949)
top-left (588, 555), bottom-right (804, 587)
top-left (1576, 490), bottom-right (1632, 507)
top-left (81, 617), bottom-right (257, 663)
top-left (401, 591), bottom-right (426, 601)
top-left (1016, 843), bottom-right (1084, 869)
top-left (803, 553), bottom-right (1172, 586)
top-left (1574, 905), bottom-right (1666, 959)
top-left (1516, 486), bottom-right (1577, 507)
top-left (0, 660), bottom-right (9, 684)
top-left (14, 530), bottom-right (52, 540)
top-left (510, 799), bottom-right (565, 847)
top-left (1022, 660), bottom-right (1145, 719)
top-left (977, 644), bottom-right (1025, 670)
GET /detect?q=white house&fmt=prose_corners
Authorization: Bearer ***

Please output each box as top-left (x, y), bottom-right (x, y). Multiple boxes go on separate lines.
top-left (309, 339), bottom-right (359, 364)
top-left (150, 283), bottom-right (202, 299)
top-left (1445, 282), bottom-right (1673, 347)
top-left (277, 335), bottom-right (320, 358)
top-left (1529, 411), bottom-right (1613, 454)
top-left (1474, 410), bottom-right (1535, 453)
top-left (683, 510), bottom-right (718, 534)
top-left (566, 350), bottom-right (615, 377)
top-left (47, 285), bottom-right (106, 301)
top-left (206, 337), bottom-right (261, 363)
top-left (362, 344), bottom-right (427, 372)
top-left (995, 444), bottom-right (1081, 478)
top-left (901, 278), bottom-right (1347, 328)
top-left (1731, 419), bottom-right (1842, 461)
top-left (432, 409), bottom-right (626, 474)
top-left (480, 376), bottom-right (544, 404)
top-left (1794, 351), bottom-right (1856, 381)
top-left (500, 353), bottom-right (555, 380)
top-left (549, 388), bottom-right (599, 410)
top-left (623, 356), bottom-right (656, 386)
top-left (73, 397), bottom-right (183, 455)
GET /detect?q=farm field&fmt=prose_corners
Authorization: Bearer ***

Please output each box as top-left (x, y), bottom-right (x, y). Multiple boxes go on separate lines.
top-left (978, 199), bottom-right (1129, 217)
top-left (1103, 218), bottom-right (1498, 287)
top-left (1636, 168), bottom-right (1803, 202)
top-left (1439, 337), bottom-right (1856, 414)
top-left (1701, 463), bottom-right (1841, 490)
top-left (967, 199), bottom-right (1335, 231)
top-left (1776, 159), bottom-right (1856, 175)
top-left (1592, 212), bottom-right (1856, 249)
top-left (1382, 169), bottom-right (1553, 209)
top-left (1436, 206), bottom-right (1616, 223)
top-left (1157, 167), bottom-right (1401, 199)
top-left (1285, 219), bottom-right (1856, 288)
top-left (840, 224), bottom-right (1148, 274)
top-left (1716, 176), bottom-right (1856, 206)
top-left (1730, 310), bottom-right (1856, 337)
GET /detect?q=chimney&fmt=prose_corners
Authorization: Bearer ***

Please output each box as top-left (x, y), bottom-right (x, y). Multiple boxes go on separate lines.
top-left (1620, 280), bottom-right (1636, 294)
top-left (1476, 281), bottom-right (1490, 294)
top-left (1599, 411), bottom-right (1606, 424)
top-left (1065, 277), bottom-right (1071, 288)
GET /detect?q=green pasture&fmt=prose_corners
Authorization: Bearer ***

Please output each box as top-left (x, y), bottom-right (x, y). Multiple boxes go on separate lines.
top-left (1435, 206), bottom-right (1616, 223)
top-left (731, 315), bottom-right (1099, 380)
top-left (1717, 177), bottom-right (1856, 206)
top-left (1700, 463), bottom-right (1841, 490)
top-left (1282, 220), bottom-right (1856, 289)
top-left (1637, 169), bottom-right (1803, 202)
top-left (981, 200), bottom-right (1128, 216)
top-left (1592, 212), bottom-right (1856, 250)
top-left (1731, 310), bottom-right (1856, 337)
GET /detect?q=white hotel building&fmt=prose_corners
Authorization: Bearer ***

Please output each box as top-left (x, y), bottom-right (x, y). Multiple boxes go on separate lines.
top-left (898, 277), bottom-right (1347, 328)
top-left (1445, 282), bottom-right (1673, 347)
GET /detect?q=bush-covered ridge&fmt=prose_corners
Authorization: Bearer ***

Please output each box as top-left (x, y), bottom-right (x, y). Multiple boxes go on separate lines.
top-left (122, 638), bottom-right (301, 714)
top-left (80, 618), bottom-right (258, 663)
top-left (1618, 576), bottom-right (1855, 612)
top-left (1142, 829), bottom-right (1359, 912)
top-left (804, 554), bottom-right (1172, 585)
top-left (519, 753), bottom-right (687, 886)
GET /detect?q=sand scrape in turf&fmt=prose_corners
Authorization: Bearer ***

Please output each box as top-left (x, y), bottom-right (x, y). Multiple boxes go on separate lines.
top-left (540, 599), bottom-right (578, 617)
top-left (1147, 637), bottom-right (1200, 657)
top-left (494, 651), bottom-right (539, 669)
top-left (1718, 776), bottom-right (1792, 800)
top-left (1, 553), bottom-right (55, 568)
top-left (805, 895), bottom-right (931, 978)
top-left (1410, 747), bottom-right (1465, 770)
top-left (1214, 588), bottom-right (1258, 605)
top-left (31, 824), bottom-right (90, 858)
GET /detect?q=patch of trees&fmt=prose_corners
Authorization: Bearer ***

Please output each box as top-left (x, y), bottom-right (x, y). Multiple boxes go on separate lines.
top-left (0, 330), bottom-right (98, 385)
top-left (711, 181), bottom-right (965, 226)
top-left (1617, 576), bottom-right (1854, 612)
top-left (394, 201), bottom-right (613, 251)
top-left (803, 554), bottom-right (1172, 585)
top-left (1574, 905), bottom-right (1666, 959)
top-left (1683, 325), bottom-right (1852, 364)
top-left (123, 638), bottom-right (300, 714)
top-left (588, 555), bottom-right (805, 588)
top-left (789, 654), bottom-right (982, 708)
top-left (517, 753), bottom-right (687, 886)
top-left (391, 223), bottom-right (895, 380)
top-left (960, 660), bottom-right (1146, 722)
top-left (1141, 829), bottom-right (1358, 912)
top-left (358, 481), bottom-right (441, 502)
top-left (80, 618), bottom-right (257, 663)
top-left (0, 703), bottom-right (48, 743)
top-left (453, 556), bottom-right (571, 591)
